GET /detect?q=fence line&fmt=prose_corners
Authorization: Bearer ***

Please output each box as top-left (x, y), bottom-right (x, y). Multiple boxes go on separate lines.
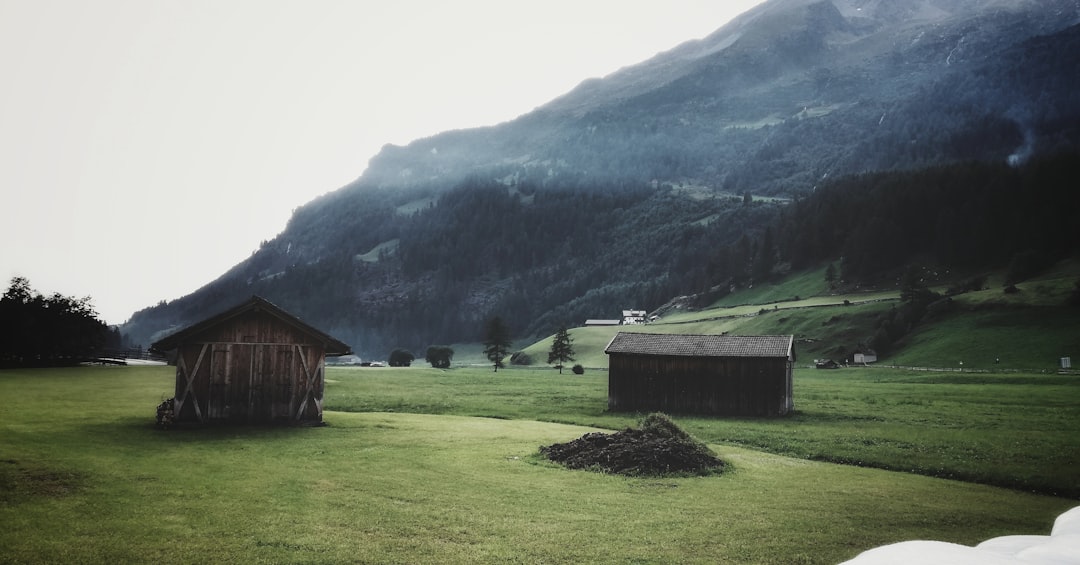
top-left (94, 348), bottom-right (167, 362)
top-left (869, 364), bottom-right (990, 373)
top-left (811, 364), bottom-right (1078, 375)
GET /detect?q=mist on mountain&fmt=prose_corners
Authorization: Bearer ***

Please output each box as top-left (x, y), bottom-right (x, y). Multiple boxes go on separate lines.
top-left (123, 0), bottom-right (1080, 357)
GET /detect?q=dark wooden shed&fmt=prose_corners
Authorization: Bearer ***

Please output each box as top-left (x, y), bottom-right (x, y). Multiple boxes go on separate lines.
top-left (605, 333), bottom-right (794, 417)
top-left (150, 296), bottom-right (351, 425)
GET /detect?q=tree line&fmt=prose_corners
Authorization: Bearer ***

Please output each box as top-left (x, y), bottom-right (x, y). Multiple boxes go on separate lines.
top-left (772, 152), bottom-right (1079, 283)
top-left (0, 277), bottom-right (121, 368)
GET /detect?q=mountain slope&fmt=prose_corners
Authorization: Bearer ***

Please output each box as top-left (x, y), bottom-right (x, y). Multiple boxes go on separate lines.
top-left (360, 0), bottom-right (1079, 192)
top-left (123, 0), bottom-right (1080, 357)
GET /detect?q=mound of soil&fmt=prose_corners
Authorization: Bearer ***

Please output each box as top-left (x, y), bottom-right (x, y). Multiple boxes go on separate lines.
top-left (539, 413), bottom-right (723, 476)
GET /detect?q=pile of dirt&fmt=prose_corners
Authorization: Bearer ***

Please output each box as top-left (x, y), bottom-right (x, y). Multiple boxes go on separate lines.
top-left (539, 413), bottom-right (723, 476)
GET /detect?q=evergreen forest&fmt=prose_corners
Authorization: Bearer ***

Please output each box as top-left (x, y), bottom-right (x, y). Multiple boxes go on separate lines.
top-left (123, 153), bottom-right (1079, 358)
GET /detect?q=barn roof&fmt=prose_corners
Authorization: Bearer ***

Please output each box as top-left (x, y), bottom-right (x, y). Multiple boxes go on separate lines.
top-left (150, 295), bottom-right (352, 355)
top-left (604, 333), bottom-right (793, 358)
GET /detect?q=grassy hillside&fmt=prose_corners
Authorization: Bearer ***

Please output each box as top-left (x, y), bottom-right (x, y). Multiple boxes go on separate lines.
top-left (885, 263), bottom-right (1080, 371)
top-left (518, 260), bottom-right (1079, 372)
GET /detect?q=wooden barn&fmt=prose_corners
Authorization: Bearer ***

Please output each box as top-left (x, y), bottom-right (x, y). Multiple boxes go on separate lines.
top-left (605, 333), bottom-right (794, 417)
top-left (150, 296), bottom-right (351, 425)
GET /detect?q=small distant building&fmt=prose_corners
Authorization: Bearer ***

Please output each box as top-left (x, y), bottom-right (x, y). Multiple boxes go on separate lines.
top-left (622, 310), bottom-right (647, 325)
top-left (815, 359), bottom-right (840, 369)
top-left (853, 350), bottom-right (878, 364)
top-left (150, 296), bottom-right (351, 425)
top-left (605, 333), bottom-right (794, 417)
top-left (585, 319), bottom-right (622, 327)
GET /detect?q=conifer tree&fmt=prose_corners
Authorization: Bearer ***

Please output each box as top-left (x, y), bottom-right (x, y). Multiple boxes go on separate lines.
top-left (546, 326), bottom-right (575, 374)
top-left (824, 262), bottom-right (837, 286)
top-left (482, 316), bottom-right (512, 372)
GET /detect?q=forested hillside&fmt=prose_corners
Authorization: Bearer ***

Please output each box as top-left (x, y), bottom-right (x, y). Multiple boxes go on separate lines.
top-left (123, 177), bottom-right (781, 355)
top-left (775, 155), bottom-right (1080, 280)
top-left (122, 0), bottom-right (1080, 358)
top-left (123, 153), bottom-right (1078, 357)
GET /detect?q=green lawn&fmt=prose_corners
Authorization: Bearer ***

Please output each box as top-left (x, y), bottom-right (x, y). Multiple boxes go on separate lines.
top-left (328, 365), bottom-right (1080, 498)
top-left (2, 365), bottom-right (1075, 564)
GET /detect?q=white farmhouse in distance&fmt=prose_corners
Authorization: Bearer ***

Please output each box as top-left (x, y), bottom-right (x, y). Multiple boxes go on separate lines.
top-left (585, 309), bottom-right (649, 327)
top-left (854, 350), bottom-right (878, 364)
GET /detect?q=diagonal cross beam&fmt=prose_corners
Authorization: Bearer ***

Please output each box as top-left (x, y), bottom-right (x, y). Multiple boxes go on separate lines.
top-left (293, 345), bottom-right (322, 421)
top-left (175, 343), bottom-right (208, 423)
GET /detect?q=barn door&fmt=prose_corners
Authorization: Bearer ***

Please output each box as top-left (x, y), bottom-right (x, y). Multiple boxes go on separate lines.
top-left (274, 347), bottom-right (294, 421)
top-left (208, 345), bottom-right (231, 420)
top-left (250, 344), bottom-right (285, 422)
top-left (249, 344), bottom-right (268, 422)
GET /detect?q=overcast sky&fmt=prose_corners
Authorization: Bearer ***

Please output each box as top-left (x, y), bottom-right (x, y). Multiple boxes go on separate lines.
top-left (0, 0), bottom-right (765, 325)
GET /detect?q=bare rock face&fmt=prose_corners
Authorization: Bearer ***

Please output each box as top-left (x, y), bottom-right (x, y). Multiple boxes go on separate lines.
top-left (540, 413), bottom-right (724, 476)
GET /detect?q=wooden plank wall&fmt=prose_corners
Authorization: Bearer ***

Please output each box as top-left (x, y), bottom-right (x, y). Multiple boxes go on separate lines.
top-left (171, 312), bottom-right (326, 424)
top-left (608, 354), bottom-right (792, 417)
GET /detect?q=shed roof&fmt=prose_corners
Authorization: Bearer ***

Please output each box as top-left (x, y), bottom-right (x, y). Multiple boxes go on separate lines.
top-left (150, 295), bottom-right (352, 355)
top-left (604, 333), bottom-right (792, 358)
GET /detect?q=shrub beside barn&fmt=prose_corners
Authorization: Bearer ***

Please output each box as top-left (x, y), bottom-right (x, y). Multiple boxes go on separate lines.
top-left (151, 296), bottom-right (351, 425)
top-left (605, 333), bottom-right (794, 417)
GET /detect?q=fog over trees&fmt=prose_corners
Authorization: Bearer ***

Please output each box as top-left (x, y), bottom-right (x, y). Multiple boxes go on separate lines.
top-left (120, 1), bottom-right (1080, 358)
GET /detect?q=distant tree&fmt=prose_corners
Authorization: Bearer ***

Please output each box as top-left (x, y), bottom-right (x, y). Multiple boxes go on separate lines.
top-left (753, 227), bottom-right (777, 282)
top-left (868, 325), bottom-right (894, 358)
top-left (546, 326), bottom-right (575, 374)
top-left (3, 276), bottom-right (32, 303)
top-left (425, 345), bottom-right (454, 368)
top-left (571, 364), bottom-right (585, 375)
top-left (899, 265), bottom-right (932, 304)
top-left (482, 316), bottom-right (512, 372)
top-left (105, 326), bottom-right (123, 350)
top-left (510, 351), bottom-right (533, 366)
top-left (1004, 249), bottom-right (1052, 286)
top-left (388, 349), bottom-right (414, 367)
top-left (1068, 278), bottom-right (1080, 308)
top-left (824, 262), bottom-right (837, 286)
top-left (733, 234), bottom-right (753, 283)
top-left (0, 277), bottom-right (109, 367)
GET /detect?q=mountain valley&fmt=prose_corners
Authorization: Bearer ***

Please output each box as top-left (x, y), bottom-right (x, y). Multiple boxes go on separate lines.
top-left (123, 0), bottom-right (1080, 359)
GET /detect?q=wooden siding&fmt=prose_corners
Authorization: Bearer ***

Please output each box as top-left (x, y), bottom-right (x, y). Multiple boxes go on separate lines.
top-left (608, 353), bottom-right (793, 417)
top-left (171, 311), bottom-right (327, 424)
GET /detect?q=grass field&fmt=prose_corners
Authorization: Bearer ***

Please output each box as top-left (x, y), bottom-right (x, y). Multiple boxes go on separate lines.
top-left (1, 365), bottom-right (1077, 564)
top-left (328, 366), bottom-right (1080, 498)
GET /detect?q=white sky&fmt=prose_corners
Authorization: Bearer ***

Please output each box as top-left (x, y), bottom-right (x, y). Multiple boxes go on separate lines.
top-left (0, 0), bottom-right (764, 325)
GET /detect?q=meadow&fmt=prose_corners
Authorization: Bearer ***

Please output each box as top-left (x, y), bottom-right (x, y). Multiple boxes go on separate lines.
top-left (1, 364), bottom-right (1077, 564)
top-left (516, 260), bottom-right (1080, 371)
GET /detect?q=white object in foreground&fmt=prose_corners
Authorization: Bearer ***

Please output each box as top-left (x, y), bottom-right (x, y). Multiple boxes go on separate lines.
top-left (841, 506), bottom-right (1080, 564)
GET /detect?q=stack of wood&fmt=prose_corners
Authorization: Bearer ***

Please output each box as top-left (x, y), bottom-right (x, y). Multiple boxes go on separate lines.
top-left (540, 413), bottom-right (723, 476)
top-left (155, 398), bottom-right (175, 429)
